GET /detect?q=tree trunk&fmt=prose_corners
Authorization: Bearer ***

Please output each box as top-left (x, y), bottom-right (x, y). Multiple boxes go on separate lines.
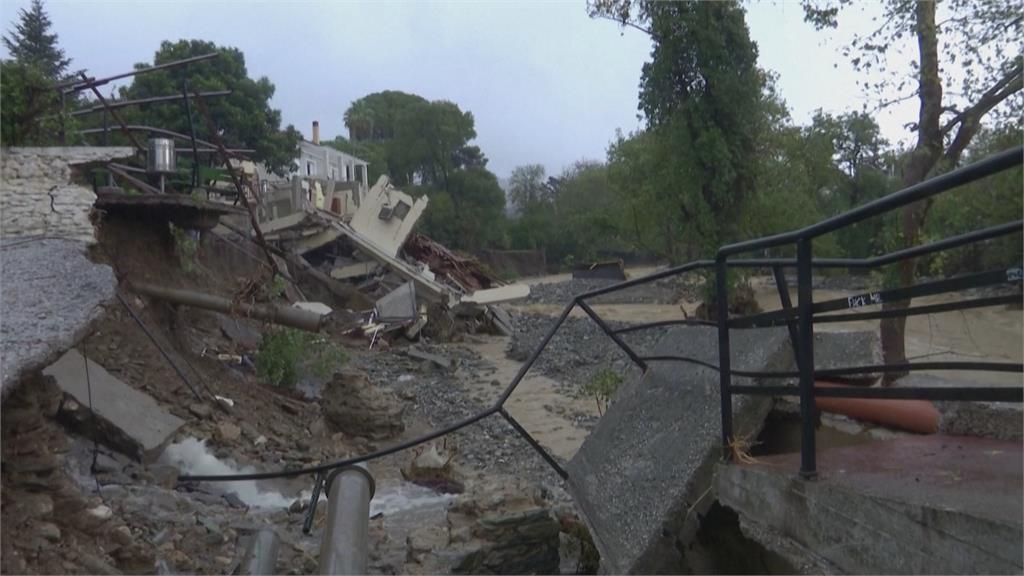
top-left (879, 0), bottom-right (943, 384)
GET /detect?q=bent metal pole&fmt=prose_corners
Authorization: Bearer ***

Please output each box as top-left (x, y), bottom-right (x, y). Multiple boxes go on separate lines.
top-left (317, 465), bottom-right (375, 575)
top-left (131, 282), bottom-right (323, 332)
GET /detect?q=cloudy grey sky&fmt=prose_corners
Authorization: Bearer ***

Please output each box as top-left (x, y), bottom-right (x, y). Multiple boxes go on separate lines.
top-left (1, 1), bottom-right (916, 179)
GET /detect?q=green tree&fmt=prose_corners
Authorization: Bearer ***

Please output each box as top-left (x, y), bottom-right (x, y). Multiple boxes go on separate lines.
top-left (393, 99), bottom-right (476, 189)
top-left (118, 39), bottom-right (300, 175)
top-left (592, 0), bottom-right (771, 261)
top-left (804, 0), bottom-right (1023, 376)
top-left (2, 0), bottom-right (70, 80)
top-left (507, 164), bottom-right (550, 213)
top-left (0, 59), bottom-right (63, 145)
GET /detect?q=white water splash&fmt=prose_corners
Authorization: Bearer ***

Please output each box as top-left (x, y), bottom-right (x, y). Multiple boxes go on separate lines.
top-left (160, 437), bottom-right (295, 509)
top-left (370, 483), bottom-right (456, 517)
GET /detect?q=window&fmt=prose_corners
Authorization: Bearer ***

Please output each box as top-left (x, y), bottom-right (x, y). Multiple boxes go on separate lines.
top-left (392, 200), bottom-right (411, 220)
top-left (306, 160), bottom-right (316, 176)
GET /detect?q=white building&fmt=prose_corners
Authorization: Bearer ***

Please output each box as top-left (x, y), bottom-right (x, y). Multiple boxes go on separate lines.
top-left (292, 121), bottom-right (369, 191)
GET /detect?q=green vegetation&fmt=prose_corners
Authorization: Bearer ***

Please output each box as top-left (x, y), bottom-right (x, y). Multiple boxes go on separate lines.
top-left (168, 223), bottom-right (198, 274)
top-left (0, 0), bottom-right (72, 146)
top-left (256, 328), bottom-right (347, 389)
top-left (582, 367), bottom-right (623, 416)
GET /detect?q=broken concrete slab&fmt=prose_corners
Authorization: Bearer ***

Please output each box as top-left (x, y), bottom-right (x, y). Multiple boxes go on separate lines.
top-left (43, 349), bottom-right (185, 462)
top-left (376, 282), bottom-right (418, 322)
top-left (567, 326), bottom-right (792, 574)
top-left (715, 436), bottom-right (1023, 574)
top-left (461, 284), bottom-right (530, 305)
top-left (1, 239), bottom-right (116, 398)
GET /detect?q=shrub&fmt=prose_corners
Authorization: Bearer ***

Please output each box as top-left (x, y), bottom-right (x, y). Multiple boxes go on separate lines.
top-left (256, 328), bottom-right (347, 388)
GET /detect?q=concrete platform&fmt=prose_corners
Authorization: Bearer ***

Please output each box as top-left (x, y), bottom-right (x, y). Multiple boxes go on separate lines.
top-left (43, 349), bottom-right (185, 462)
top-left (716, 435), bottom-right (1024, 574)
top-left (1, 238), bottom-right (116, 398)
top-left (567, 326), bottom-right (793, 573)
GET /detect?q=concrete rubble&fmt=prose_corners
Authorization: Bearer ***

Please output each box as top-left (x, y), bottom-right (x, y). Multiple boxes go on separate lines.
top-left (44, 349), bottom-right (186, 462)
top-left (251, 172), bottom-right (529, 342)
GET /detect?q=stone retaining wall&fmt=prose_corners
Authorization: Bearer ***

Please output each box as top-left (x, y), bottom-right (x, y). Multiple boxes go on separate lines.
top-left (1, 147), bottom-right (134, 241)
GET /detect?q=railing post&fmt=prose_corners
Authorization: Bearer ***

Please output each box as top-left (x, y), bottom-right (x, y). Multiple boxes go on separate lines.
top-left (716, 258), bottom-right (733, 461)
top-left (318, 465), bottom-right (375, 575)
top-left (796, 239), bottom-right (817, 479)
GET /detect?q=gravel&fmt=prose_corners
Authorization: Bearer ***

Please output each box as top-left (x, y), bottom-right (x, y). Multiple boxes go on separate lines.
top-left (526, 274), bottom-right (698, 305)
top-left (507, 311), bottom-right (670, 396)
top-left (352, 344), bottom-right (570, 503)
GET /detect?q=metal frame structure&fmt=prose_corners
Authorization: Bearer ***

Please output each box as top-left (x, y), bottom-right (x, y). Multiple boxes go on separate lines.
top-left (179, 146), bottom-right (1022, 487)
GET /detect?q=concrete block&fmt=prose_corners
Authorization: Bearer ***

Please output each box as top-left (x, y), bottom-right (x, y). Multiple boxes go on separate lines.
top-left (715, 436), bottom-right (1023, 574)
top-left (567, 326), bottom-right (793, 573)
top-left (44, 349), bottom-right (185, 462)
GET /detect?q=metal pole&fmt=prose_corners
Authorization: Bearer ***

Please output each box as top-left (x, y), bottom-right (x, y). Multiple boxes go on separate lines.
top-left (317, 465), bottom-right (375, 575)
top-left (771, 265), bottom-right (802, 369)
top-left (796, 239), bottom-right (817, 479)
top-left (131, 282), bottom-right (323, 332)
top-left (182, 78), bottom-right (200, 189)
top-left (239, 528), bottom-right (280, 575)
top-left (716, 259), bottom-right (733, 461)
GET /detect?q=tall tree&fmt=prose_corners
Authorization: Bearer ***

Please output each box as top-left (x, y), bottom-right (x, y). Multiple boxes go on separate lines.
top-left (119, 39), bottom-right (300, 175)
top-left (507, 164), bottom-right (550, 213)
top-left (591, 0), bottom-right (770, 260)
top-left (804, 0), bottom-right (1023, 379)
top-left (2, 0), bottom-right (70, 79)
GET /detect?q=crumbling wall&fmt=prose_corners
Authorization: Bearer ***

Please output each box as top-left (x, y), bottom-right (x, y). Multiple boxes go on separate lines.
top-left (0, 147), bottom-right (134, 241)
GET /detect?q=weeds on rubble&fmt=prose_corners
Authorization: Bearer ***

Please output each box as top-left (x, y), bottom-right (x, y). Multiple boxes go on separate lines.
top-left (168, 223), bottom-right (199, 274)
top-left (582, 367), bottom-right (622, 416)
top-left (256, 328), bottom-right (347, 388)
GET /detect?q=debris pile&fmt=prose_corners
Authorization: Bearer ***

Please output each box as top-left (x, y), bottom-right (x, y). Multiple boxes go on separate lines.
top-left (252, 174), bottom-right (526, 343)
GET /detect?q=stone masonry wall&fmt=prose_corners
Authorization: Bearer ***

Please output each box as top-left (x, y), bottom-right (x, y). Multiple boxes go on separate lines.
top-left (1, 147), bottom-right (134, 242)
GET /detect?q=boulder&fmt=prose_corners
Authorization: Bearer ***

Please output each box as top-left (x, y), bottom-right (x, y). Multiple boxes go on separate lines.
top-left (322, 370), bottom-right (404, 440)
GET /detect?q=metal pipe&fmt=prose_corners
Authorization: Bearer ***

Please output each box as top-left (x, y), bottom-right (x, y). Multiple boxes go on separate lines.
top-left (796, 239), bottom-right (817, 480)
top-left (79, 71), bottom-right (145, 152)
top-left (58, 52), bottom-right (219, 92)
top-left (716, 259), bottom-right (733, 461)
top-left (577, 299), bottom-right (647, 371)
top-left (70, 90), bottom-right (231, 116)
top-left (132, 282), bottom-right (323, 332)
top-left (318, 465), bottom-right (375, 575)
top-left (239, 528), bottom-right (280, 575)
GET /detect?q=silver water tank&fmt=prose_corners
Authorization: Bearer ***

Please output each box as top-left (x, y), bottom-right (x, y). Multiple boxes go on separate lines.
top-left (147, 138), bottom-right (176, 174)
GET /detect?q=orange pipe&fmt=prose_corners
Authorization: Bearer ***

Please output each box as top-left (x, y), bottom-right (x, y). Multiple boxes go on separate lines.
top-left (814, 381), bottom-right (939, 434)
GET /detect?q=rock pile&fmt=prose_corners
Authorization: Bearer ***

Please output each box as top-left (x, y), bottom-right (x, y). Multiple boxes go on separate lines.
top-left (405, 475), bottom-right (561, 575)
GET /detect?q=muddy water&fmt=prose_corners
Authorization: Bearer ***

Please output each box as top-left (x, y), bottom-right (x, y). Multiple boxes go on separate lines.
top-left (460, 336), bottom-right (598, 461)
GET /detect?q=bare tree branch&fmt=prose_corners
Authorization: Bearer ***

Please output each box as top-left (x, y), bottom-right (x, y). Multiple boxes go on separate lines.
top-left (591, 13), bottom-right (652, 36)
top-left (940, 62), bottom-right (1023, 138)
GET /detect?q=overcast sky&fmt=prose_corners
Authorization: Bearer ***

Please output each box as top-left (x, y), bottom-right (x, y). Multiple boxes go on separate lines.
top-left (1, 1), bottom-right (917, 180)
